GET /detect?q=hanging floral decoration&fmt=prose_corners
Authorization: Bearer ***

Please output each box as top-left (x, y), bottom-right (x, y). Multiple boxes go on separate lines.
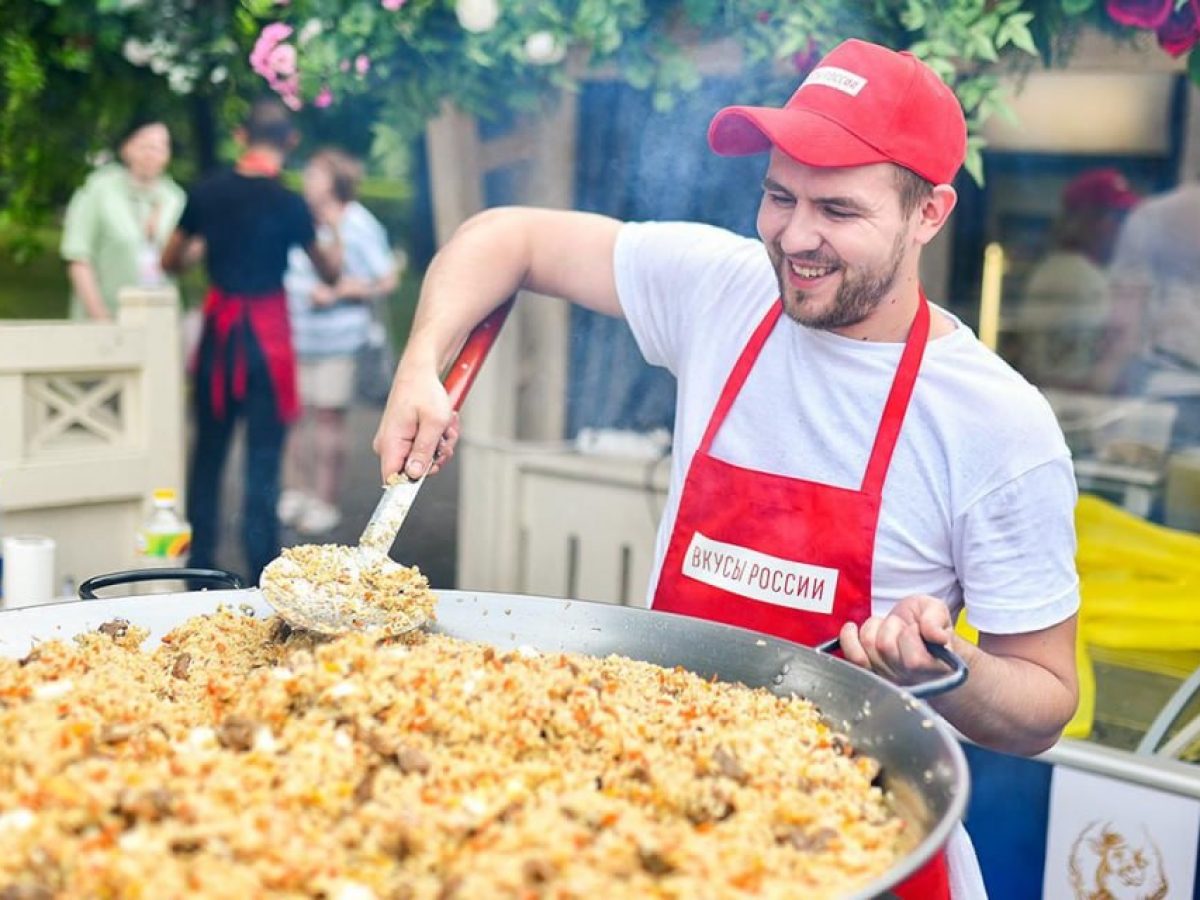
top-left (1106, 0), bottom-right (1200, 56)
top-left (223, 0), bottom-right (1190, 182)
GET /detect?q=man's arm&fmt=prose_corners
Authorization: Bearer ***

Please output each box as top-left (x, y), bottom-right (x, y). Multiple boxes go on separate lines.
top-left (160, 229), bottom-right (195, 275)
top-left (66, 261), bottom-right (110, 321)
top-left (373, 206), bottom-right (624, 481)
top-left (840, 603), bottom-right (1078, 756)
top-left (304, 235), bottom-right (342, 287)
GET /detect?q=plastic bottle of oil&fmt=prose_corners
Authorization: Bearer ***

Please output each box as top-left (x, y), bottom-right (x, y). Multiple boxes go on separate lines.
top-left (136, 488), bottom-right (191, 568)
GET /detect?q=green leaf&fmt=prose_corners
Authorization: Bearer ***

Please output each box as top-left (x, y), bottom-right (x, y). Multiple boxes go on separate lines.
top-left (996, 12), bottom-right (1038, 56)
top-left (900, 0), bottom-right (927, 30)
top-left (1190, 45), bottom-right (1200, 86)
top-left (963, 142), bottom-right (985, 186)
top-left (1060, 0), bottom-right (1094, 14)
top-left (968, 25), bottom-right (999, 62)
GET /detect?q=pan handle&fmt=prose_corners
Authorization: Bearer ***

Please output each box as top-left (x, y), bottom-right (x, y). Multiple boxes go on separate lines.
top-left (78, 568), bottom-right (244, 600)
top-left (815, 636), bottom-right (968, 699)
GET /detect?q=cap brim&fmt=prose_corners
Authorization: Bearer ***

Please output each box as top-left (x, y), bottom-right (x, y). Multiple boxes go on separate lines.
top-left (1112, 191), bottom-right (1140, 210)
top-left (708, 105), bottom-right (890, 169)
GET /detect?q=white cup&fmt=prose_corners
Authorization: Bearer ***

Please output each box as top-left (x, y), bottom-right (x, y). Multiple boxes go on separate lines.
top-left (2, 535), bottom-right (56, 608)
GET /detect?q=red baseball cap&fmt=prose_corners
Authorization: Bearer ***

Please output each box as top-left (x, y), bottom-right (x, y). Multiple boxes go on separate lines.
top-left (1061, 168), bottom-right (1140, 213)
top-left (708, 39), bottom-right (967, 186)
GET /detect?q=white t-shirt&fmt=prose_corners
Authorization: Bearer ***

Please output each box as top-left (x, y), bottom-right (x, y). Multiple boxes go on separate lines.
top-left (286, 201), bottom-right (393, 359)
top-left (615, 221), bottom-right (1080, 636)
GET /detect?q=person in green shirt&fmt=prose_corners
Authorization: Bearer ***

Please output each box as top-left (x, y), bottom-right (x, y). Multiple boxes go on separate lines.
top-left (59, 118), bottom-right (186, 320)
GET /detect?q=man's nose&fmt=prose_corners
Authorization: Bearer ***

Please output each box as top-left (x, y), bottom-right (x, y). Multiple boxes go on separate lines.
top-left (778, 208), bottom-right (823, 256)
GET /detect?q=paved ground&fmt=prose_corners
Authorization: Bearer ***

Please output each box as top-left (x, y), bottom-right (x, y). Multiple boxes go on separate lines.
top-left (212, 404), bottom-right (461, 589)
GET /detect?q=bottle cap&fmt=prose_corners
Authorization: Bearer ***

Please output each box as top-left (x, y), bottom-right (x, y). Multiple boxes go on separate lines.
top-left (152, 488), bottom-right (177, 504)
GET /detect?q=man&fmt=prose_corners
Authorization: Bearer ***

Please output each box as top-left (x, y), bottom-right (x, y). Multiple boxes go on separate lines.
top-left (1095, 180), bottom-right (1200, 452)
top-left (162, 98), bottom-right (340, 583)
top-left (1015, 168), bottom-right (1139, 388)
top-left (375, 39), bottom-right (1079, 898)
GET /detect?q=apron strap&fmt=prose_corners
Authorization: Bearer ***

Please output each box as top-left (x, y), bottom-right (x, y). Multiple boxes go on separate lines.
top-left (697, 301), bottom-right (784, 455)
top-left (861, 295), bottom-right (930, 498)
top-left (697, 293), bottom-right (932, 499)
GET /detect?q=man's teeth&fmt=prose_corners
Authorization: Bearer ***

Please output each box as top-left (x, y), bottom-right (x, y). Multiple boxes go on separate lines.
top-left (790, 262), bottom-right (836, 278)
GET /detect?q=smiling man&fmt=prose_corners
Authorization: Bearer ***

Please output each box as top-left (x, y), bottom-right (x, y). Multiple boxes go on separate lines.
top-left (374, 39), bottom-right (1080, 899)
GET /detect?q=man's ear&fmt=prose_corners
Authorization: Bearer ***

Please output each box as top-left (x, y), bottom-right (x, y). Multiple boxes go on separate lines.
top-left (914, 184), bottom-right (957, 246)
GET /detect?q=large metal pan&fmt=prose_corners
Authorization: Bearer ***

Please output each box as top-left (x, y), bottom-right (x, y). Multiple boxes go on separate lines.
top-left (0, 580), bottom-right (969, 899)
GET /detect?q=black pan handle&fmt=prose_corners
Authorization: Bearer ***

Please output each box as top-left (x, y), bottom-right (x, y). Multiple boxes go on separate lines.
top-left (78, 568), bottom-right (244, 600)
top-left (816, 635), bottom-right (968, 699)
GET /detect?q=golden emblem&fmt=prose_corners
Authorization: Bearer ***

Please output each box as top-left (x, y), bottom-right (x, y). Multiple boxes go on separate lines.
top-left (1068, 820), bottom-right (1169, 900)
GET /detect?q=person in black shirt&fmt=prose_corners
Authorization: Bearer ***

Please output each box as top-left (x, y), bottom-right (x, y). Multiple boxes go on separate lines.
top-left (162, 98), bottom-right (340, 582)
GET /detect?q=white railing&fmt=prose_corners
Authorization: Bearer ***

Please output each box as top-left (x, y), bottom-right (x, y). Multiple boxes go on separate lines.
top-left (0, 287), bottom-right (186, 595)
top-left (457, 444), bottom-right (667, 606)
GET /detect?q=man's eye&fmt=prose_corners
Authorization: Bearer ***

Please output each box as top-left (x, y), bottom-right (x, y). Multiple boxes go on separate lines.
top-left (824, 206), bottom-right (855, 219)
top-left (767, 192), bottom-right (794, 206)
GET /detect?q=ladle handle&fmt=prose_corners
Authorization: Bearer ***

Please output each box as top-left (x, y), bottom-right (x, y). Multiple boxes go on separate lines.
top-left (444, 298), bottom-right (515, 411)
top-left (816, 635), bottom-right (968, 699)
top-left (361, 299), bottom-right (516, 554)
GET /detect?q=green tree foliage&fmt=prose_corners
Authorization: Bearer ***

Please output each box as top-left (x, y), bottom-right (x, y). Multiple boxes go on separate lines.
top-left (0, 0), bottom-right (1180, 255)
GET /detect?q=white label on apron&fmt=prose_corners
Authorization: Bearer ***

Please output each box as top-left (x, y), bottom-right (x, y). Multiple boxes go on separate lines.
top-left (682, 532), bottom-right (838, 613)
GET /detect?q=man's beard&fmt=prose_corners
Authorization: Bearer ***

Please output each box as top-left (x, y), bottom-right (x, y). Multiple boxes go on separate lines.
top-left (773, 230), bottom-right (907, 330)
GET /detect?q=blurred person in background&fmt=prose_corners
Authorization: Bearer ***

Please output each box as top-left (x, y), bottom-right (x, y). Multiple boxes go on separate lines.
top-left (1015, 168), bottom-right (1139, 389)
top-left (1095, 180), bottom-right (1200, 451)
top-left (279, 148), bottom-right (398, 535)
top-left (60, 117), bottom-right (185, 320)
top-left (161, 98), bottom-right (341, 584)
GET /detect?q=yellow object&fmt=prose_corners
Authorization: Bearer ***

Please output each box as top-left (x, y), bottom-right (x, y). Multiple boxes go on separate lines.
top-left (955, 495), bottom-right (1200, 741)
top-left (1072, 494), bottom-right (1200, 738)
top-left (977, 242), bottom-right (1005, 351)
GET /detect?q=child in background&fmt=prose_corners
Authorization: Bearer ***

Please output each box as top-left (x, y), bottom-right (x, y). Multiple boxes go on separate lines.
top-left (280, 149), bottom-right (398, 535)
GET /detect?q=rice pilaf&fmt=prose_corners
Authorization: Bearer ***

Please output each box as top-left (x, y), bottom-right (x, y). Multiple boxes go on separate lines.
top-left (0, 606), bottom-right (905, 898)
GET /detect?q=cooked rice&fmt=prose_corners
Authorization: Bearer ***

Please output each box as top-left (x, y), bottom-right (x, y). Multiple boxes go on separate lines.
top-left (260, 545), bottom-right (437, 635)
top-left (0, 607), bottom-right (905, 898)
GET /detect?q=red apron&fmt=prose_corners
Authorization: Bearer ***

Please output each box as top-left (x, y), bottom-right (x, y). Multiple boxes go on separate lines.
top-left (652, 293), bottom-right (950, 899)
top-left (197, 286), bottom-right (300, 425)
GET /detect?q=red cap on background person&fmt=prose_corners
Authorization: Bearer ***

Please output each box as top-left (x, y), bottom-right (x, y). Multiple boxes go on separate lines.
top-left (1060, 168), bottom-right (1140, 213)
top-left (707, 38), bottom-right (967, 186)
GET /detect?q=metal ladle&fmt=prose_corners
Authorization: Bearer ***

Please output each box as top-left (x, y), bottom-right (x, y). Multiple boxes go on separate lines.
top-left (259, 299), bottom-right (514, 636)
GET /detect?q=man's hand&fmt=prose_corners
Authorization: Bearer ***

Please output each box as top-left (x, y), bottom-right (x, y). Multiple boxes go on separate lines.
top-left (372, 366), bottom-right (460, 483)
top-left (839, 595), bottom-right (954, 686)
top-left (311, 282), bottom-right (338, 307)
top-left (842, 603), bottom-right (1079, 756)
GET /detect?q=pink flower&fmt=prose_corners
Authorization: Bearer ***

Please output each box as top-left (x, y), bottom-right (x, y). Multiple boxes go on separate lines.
top-left (314, 87), bottom-right (334, 108)
top-left (261, 22), bottom-right (293, 43)
top-left (1105, 0), bottom-right (1172, 29)
top-left (791, 38), bottom-right (820, 75)
top-left (1157, 0), bottom-right (1200, 55)
top-left (266, 43), bottom-right (297, 78)
top-left (354, 54), bottom-right (371, 75)
top-left (381, 0), bottom-right (406, 9)
top-left (250, 22), bottom-right (293, 75)
top-left (282, 93), bottom-right (302, 111)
